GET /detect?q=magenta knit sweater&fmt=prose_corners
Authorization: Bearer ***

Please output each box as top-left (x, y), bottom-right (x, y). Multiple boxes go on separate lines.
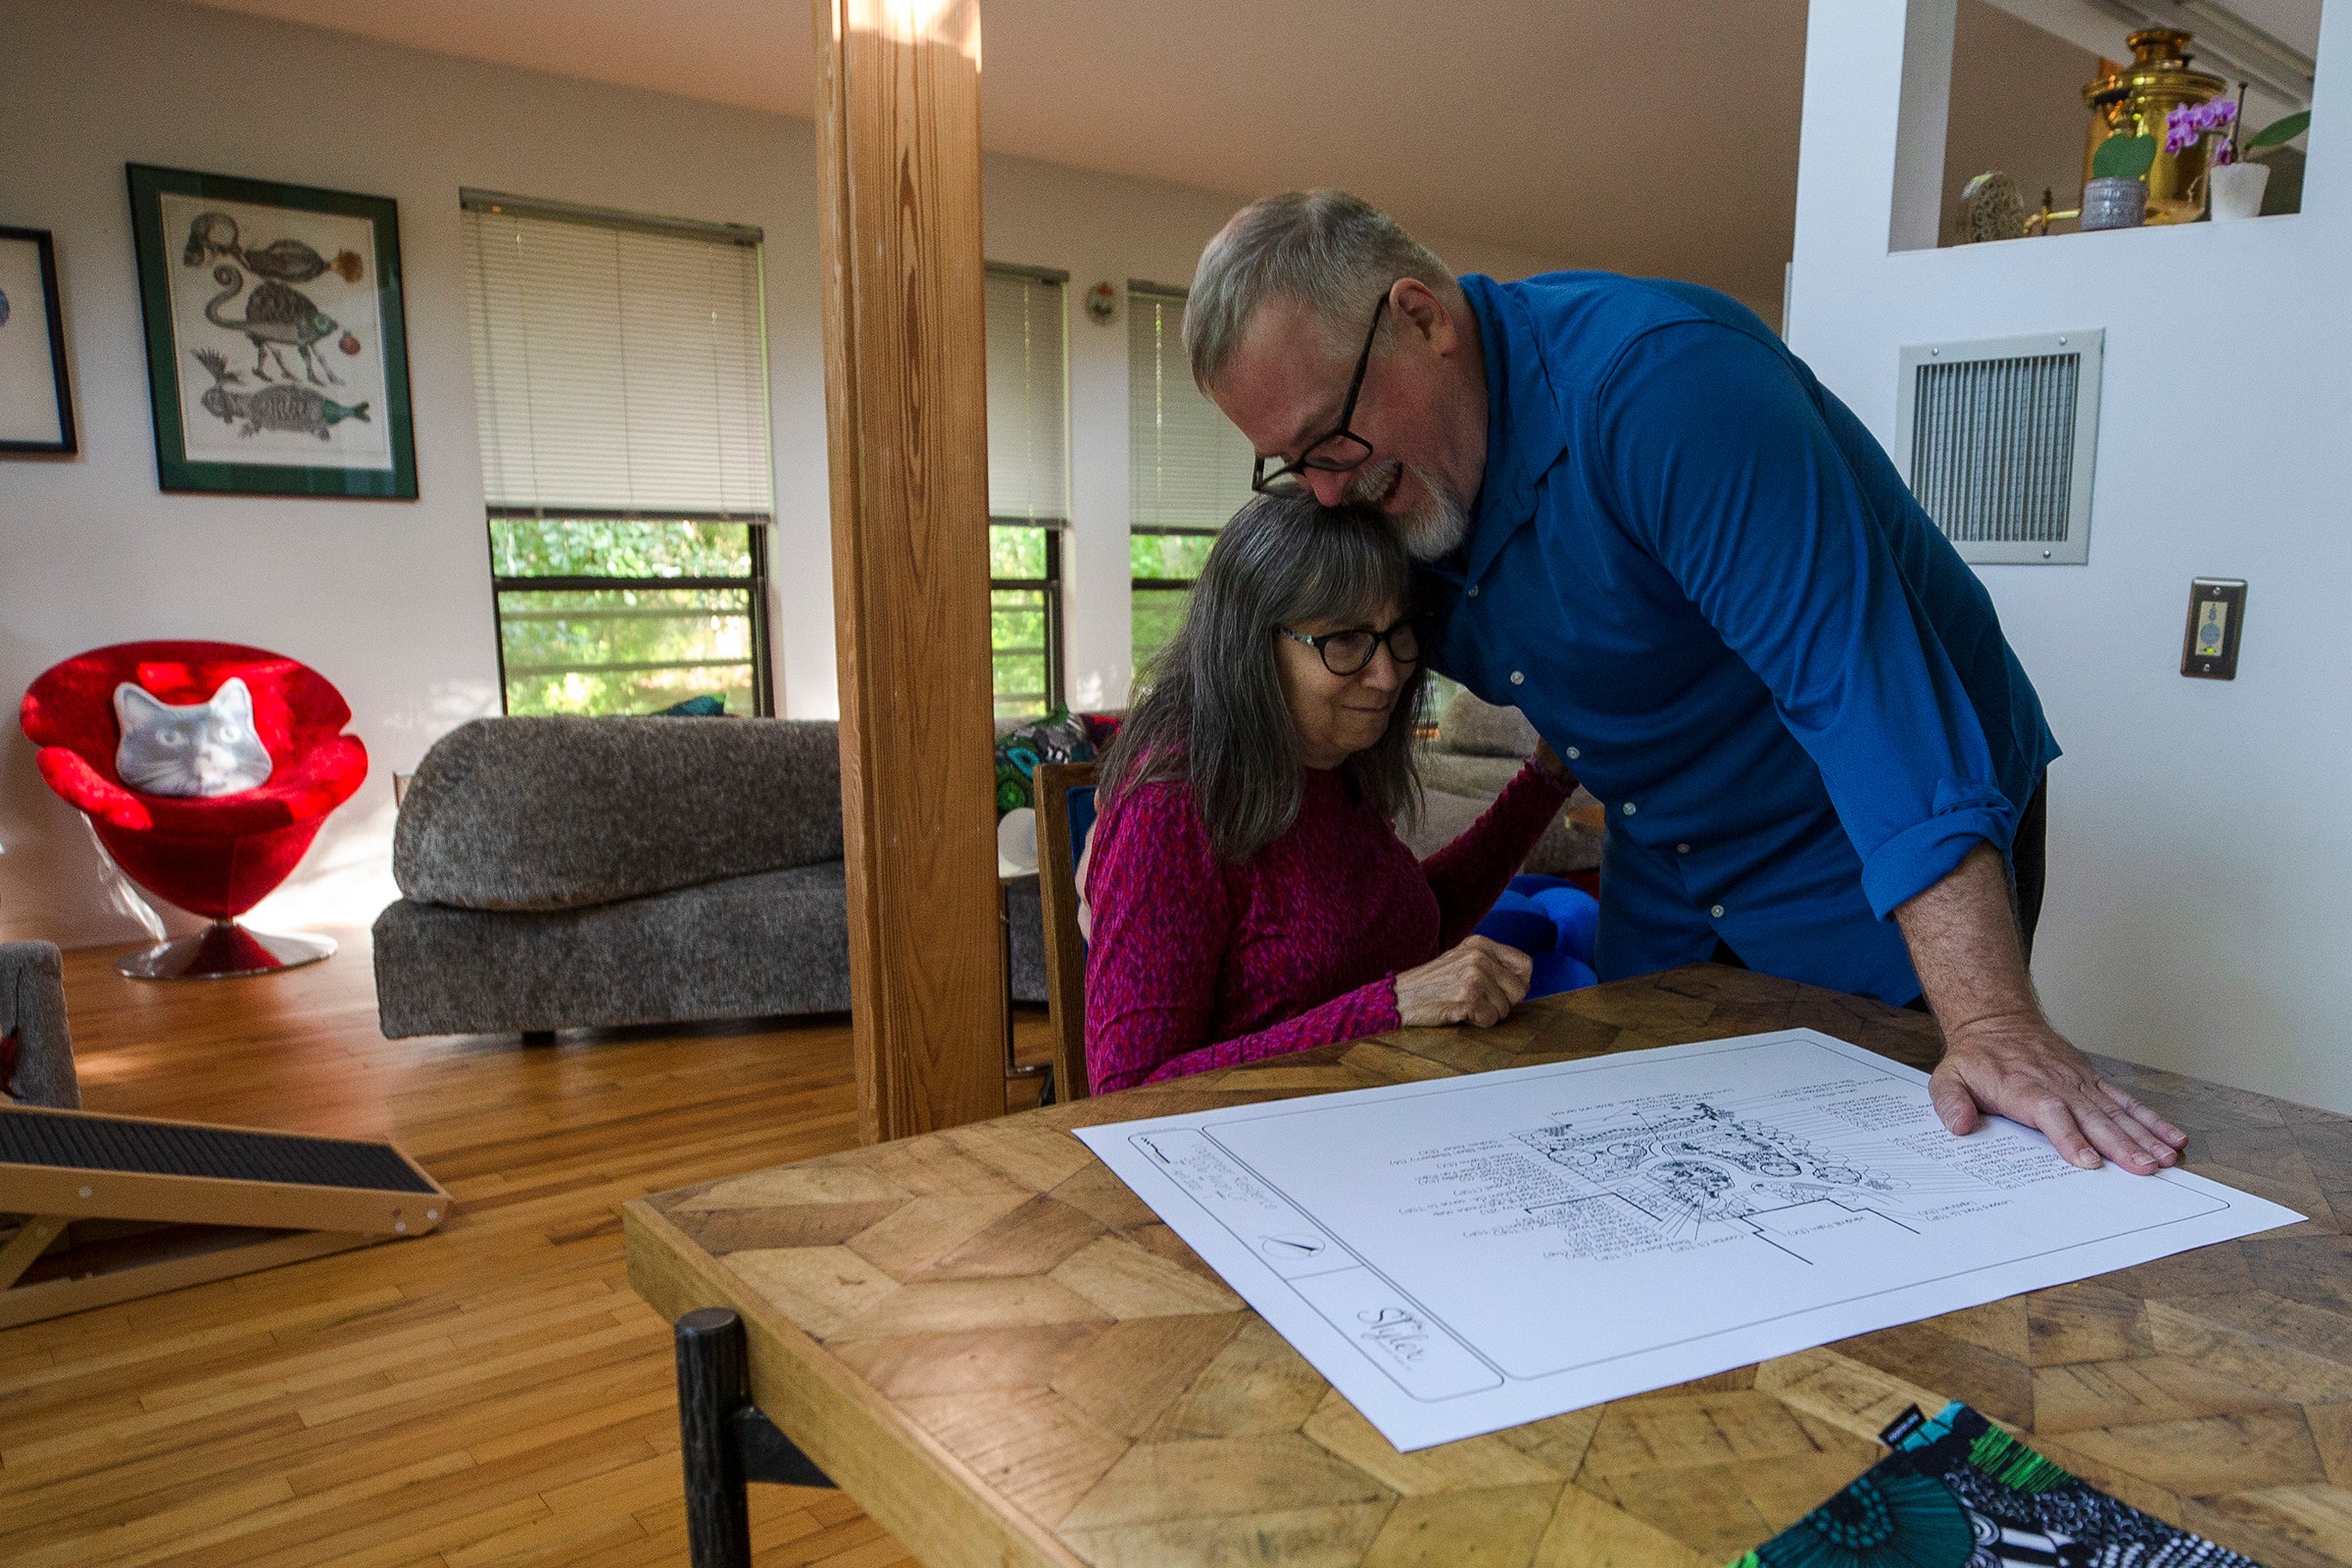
top-left (1082, 760), bottom-right (1571, 1095)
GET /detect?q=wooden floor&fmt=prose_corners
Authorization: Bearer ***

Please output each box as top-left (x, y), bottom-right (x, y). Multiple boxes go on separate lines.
top-left (0, 928), bottom-right (1053, 1567)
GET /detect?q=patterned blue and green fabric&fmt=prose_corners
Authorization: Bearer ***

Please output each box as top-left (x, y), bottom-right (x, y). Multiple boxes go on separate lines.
top-left (994, 706), bottom-right (1095, 815)
top-left (1728, 1400), bottom-right (2262, 1568)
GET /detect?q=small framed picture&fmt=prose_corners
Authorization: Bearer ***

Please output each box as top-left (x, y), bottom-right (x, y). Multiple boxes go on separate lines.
top-left (127, 164), bottom-right (416, 498)
top-left (0, 226), bottom-right (77, 456)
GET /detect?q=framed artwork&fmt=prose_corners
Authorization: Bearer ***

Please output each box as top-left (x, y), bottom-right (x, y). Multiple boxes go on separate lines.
top-left (0, 226), bottom-right (77, 456)
top-left (127, 164), bottom-right (416, 498)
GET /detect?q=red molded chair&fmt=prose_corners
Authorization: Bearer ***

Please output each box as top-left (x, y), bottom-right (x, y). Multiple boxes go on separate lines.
top-left (21, 641), bottom-right (368, 979)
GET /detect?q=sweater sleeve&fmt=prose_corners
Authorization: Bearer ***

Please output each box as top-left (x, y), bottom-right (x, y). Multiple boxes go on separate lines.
top-left (1422, 760), bottom-right (1575, 950)
top-left (1083, 781), bottom-right (1402, 1095)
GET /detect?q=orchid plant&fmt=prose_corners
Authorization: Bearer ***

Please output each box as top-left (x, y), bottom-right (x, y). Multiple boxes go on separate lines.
top-left (2167, 99), bottom-right (2240, 164)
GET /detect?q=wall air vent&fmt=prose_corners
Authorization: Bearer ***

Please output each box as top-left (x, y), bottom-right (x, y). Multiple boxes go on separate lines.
top-left (1896, 329), bottom-right (2102, 565)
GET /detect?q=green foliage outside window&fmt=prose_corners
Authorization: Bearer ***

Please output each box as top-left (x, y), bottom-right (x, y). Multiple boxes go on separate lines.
top-left (1130, 528), bottom-right (1215, 674)
top-left (992, 523), bottom-right (1047, 581)
top-left (991, 524), bottom-right (1054, 719)
top-left (1130, 530), bottom-right (1214, 581)
top-left (498, 585), bottom-right (756, 716)
top-left (993, 587), bottom-right (1050, 717)
top-left (1130, 588), bottom-right (1193, 676)
top-left (491, 517), bottom-right (753, 579)
top-left (493, 517), bottom-right (760, 716)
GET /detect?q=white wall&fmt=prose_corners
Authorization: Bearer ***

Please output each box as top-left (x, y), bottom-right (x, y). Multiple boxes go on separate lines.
top-left (0, 0), bottom-right (1566, 950)
top-left (1790, 0), bottom-right (2352, 1109)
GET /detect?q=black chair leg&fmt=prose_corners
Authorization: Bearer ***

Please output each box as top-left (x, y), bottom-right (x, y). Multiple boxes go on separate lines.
top-left (675, 1307), bottom-right (755, 1568)
top-left (673, 1307), bottom-right (836, 1568)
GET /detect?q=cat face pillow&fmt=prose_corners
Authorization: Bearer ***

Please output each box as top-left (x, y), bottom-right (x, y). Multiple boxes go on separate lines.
top-left (113, 678), bottom-right (274, 798)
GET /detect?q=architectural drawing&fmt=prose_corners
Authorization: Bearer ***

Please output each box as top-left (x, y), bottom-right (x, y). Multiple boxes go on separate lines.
top-left (1079, 1030), bottom-right (2304, 1451)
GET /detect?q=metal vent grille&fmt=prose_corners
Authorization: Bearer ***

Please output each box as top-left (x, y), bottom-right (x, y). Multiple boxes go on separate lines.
top-left (1896, 330), bottom-right (2102, 564)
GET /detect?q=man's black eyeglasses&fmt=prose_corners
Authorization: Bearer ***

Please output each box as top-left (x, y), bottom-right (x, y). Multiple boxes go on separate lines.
top-left (1250, 287), bottom-right (1390, 494)
top-left (1277, 618), bottom-right (1421, 677)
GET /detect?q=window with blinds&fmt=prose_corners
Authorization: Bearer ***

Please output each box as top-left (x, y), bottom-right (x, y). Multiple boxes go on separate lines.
top-left (1127, 282), bottom-right (1253, 532)
top-left (1128, 282), bottom-right (1252, 670)
top-left (985, 266), bottom-right (1068, 717)
top-left (460, 191), bottom-right (776, 717)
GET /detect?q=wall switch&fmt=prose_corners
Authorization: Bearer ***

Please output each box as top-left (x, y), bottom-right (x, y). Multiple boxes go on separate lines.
top-left (2181, 578), bottom-right (2246, 679)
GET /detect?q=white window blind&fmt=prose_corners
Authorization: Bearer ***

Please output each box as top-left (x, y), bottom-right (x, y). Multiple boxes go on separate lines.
top-left (1128, 282), bottom-right (1254, 531)
top-left (985, 266), bottom-right (1068, 524)
top-left (460, 193), bottom-right (773, 517)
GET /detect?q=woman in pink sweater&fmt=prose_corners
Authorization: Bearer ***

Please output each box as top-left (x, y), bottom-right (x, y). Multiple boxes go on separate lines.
top-left (1083, 496), bottom-right (1575, 1095)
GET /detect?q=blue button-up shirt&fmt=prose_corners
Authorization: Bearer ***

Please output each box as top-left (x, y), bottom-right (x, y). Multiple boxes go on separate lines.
top-left (1421, 273), bottom-right (2059, 1004)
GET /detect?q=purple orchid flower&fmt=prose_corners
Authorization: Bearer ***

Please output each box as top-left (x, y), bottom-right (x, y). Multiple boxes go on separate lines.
top-left (2165, 99), bottom-right (2238, 157)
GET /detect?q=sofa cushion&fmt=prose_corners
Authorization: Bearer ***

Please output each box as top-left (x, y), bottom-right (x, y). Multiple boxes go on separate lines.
top-left (1396, 789), bottom-right (1601, 876)
top-left (1436, 690), bottom-right (1540, 759)
top-left (1397, 789), bottom-right (1488, 860)
top-left (371, 862), bottom-right (852, 1037)
top-left (394, 715), bottom-right (843, 910)
top-left (1415, 749), bottom-right (1526, 800)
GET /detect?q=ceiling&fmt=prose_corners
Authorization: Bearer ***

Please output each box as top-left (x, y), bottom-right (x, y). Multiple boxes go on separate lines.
top-left (174, 0), bottom-right (1811, 314)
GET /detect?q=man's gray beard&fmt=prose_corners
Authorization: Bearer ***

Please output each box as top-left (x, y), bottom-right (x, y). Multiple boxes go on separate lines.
top-left (1350, 461), bottom-right (1471, 561)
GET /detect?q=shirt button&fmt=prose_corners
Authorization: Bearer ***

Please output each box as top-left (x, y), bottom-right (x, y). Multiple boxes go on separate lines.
top-left (1565, 746), bottom-right (1581, 760)
top-left (1508, 670), bottom-right (1524, 685)
top-left (1466, 584), bottom-right (1480, 599)
top-left (1677, 842), bottom-right (1690, 854)
top-left (1711, 905), bottom-right (1726, 919)
top-left (1621, 802), bottom-right (1637, 815)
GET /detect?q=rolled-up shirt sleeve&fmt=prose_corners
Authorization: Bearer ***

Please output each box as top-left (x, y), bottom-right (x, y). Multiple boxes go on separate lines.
top-left (1599, 323), bottom-right (2015, 917)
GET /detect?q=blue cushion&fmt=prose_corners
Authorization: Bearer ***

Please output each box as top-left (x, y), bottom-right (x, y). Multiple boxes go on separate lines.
top-left (1508, 873), bottom-right (1573, 898)
top-left (1067, 785), bottom-right (1098, 866)
top-left (1527, 951), bottom-right (1598, 998)
top-left (1532, 886), bottom-right (1600, 965)
top-left (1474, 907), bottom-right (1556, 955)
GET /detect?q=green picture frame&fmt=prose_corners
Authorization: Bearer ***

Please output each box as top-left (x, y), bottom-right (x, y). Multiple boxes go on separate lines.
top-left (127, 163), bottom-right (416, 499)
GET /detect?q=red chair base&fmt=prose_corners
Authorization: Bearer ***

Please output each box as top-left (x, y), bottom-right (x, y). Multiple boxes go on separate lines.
top-left (118, 921), bottom-right (337, 981)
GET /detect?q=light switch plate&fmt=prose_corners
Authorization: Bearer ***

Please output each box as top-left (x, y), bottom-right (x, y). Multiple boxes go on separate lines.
top-left (2181, 578), bottom-right (2246, 680)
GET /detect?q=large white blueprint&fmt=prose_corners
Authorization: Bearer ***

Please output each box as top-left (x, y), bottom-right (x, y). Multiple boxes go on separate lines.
top-left (1075, 1029), bottom-right (2302, 1451)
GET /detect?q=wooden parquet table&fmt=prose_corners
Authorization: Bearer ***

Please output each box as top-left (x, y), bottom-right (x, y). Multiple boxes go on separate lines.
top-left (624, 965), bottom-right (2352, 1568)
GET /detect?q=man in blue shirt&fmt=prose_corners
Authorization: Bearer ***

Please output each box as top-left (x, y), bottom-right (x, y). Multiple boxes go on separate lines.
top-left (1186, 190), bottom-right (2184, 1177)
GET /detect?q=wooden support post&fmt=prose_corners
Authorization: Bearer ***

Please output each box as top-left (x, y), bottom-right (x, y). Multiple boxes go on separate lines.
top-left (813, 0), bottom-right (1007, 1142)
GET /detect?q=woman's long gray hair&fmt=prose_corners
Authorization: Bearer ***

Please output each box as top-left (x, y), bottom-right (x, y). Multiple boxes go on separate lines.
top-left (1100, 494), bottom-right (1425, 862)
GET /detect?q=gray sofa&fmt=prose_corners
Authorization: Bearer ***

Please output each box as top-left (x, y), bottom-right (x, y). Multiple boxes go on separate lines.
top-left (1401, 690), bottom-right (1602, 874)
top-left (372, 715), bottom-right (1052, 1040)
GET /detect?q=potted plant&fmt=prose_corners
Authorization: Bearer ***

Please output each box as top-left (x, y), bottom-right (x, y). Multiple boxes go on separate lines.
top-left (2178, 98), bottom-right (2312, 220)
top-left (2168, 98), bottom-right (2256, 218)
top-left (2082, 133), bottom-right (2156, 229)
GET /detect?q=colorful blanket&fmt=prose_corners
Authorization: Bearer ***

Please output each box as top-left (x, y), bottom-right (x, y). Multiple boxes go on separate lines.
top-left (1731, 1400), bottom-right (2261, 1568)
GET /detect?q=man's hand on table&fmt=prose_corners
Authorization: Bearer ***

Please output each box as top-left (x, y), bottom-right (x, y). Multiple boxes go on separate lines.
top-left (1897, 843), bottom-right (2187, 1175)
top-left (1931, 1010), bottom-right (2186, 1175)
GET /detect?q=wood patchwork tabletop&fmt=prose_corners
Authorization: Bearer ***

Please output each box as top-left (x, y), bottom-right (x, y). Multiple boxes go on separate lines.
top-left (623, 965), bottom-right (2352, 1568)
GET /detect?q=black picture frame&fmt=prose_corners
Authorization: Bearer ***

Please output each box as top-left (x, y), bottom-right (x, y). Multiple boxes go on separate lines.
top-left (0, 226), bottom-right (78, 457)
top-left (126, 164), bottom-right (416, 499)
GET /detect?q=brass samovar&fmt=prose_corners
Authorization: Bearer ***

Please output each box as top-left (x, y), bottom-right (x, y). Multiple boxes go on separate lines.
top-left (2084, 28), bottom-right (2229, 223)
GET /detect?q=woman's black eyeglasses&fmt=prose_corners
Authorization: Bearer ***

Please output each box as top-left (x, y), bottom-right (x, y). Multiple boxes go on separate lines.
top-left (1250, 287), bottom-right (1392, 494)
top-left (1278, 618), bottom-right (1421, 677)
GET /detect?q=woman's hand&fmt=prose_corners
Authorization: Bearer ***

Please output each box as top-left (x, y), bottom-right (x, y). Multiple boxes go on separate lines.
top-left (1531, 739), bottom-right (1577, 789)
top-left (1394, 936), bottom-right (1534, 1028)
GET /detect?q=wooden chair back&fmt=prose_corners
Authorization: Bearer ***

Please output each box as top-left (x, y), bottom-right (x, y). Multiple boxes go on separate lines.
top-left (1032, 761), bottom-right (1099, 1102)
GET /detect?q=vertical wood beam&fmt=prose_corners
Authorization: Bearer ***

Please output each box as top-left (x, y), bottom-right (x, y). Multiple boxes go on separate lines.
top-left (813, 0), bottom-right (1006, 1142)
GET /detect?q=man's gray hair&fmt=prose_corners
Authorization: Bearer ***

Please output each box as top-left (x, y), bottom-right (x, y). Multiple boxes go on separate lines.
top-left (1185, 191), bottom-right (1456, 393)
